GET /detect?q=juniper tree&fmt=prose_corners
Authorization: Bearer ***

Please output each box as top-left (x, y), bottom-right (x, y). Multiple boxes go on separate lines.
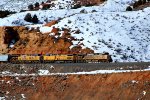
top-left (35, 2), bottom-right (40, 8)
top-left (32, 14), bottom-right (38, 23)
top-left (126, 6), bottom-right (132, 11)
top-left (28, 4), bottom-right (34, 10)
top-left (24, 13), bottom-right (32, 22)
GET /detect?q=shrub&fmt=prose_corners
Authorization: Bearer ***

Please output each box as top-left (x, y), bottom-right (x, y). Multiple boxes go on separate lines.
top-left (142, 0), bottom-right (146, 4)
top-left (41, 2), bottom-right (44, 4)
top-left (80, 9), bottom-right (87, 13)
top-left (42, 5), bottom-right (50, 10)
top-left (35, 2), bottom-right (40, 8)
top-left (91, 10), bottom-right (97, 13)
top-left (126, 6), bottom-right (132, 11)
top-left (0, 10), bottom-right (16, 18)
top-left (24, 13), bottom-right (32, 22)
top-left (114, 48), bottom-right (122, 54)
top-left (137, 0), bottom-right (142, 5)
top-left (133, 2), bottom-right (138, 8)
top-left (28, 4), bottom-right (34, 10)
top-left (32, 14), bottom-right (39, 23)
top-left (71, 3), bottom-right (81, 9)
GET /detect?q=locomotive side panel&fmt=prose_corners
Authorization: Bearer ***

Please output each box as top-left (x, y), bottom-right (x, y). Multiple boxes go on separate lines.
top-left (43, 55), bottom-right (56, 63)
top-left (83, 55), bottom-right (108, 60)
top-left (17, 55), bottom-right (40, 63)
top-left (55, 55), bottom-right (74, 61)
top-left (43, 55), bottom-right (56, 61)
top-left (83, 54), bottom-right (110, 62)
top-left (18, 55), bottom-right (40, 61)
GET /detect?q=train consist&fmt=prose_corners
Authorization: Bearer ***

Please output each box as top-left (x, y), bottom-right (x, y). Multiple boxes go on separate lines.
top-left (0, 53), bottom-right (112, 63)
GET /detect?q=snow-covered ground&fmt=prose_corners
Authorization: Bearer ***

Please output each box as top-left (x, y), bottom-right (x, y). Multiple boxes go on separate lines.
top-left (0, 0), bottom-right (150, 62)
top-left (0, 0), bottom-right (136, 12)
top-left (0, 0), bottom-right (48, 12)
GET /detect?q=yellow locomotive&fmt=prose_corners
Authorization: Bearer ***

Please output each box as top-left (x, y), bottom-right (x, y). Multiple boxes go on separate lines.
top-left (18, 55), bottom-right (41, 63)
top-left (7, 53), bottom-right (112, 63)
top-left (83, 53), bottom-right (111, 62)
top-left (43, 54), bottom-right (75, 63)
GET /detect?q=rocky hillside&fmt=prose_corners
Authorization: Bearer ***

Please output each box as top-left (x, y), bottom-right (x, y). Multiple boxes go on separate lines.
top-left (0, 0), bottom-right (150, 62)
top-left (0, 26), bottom-right (93, 54)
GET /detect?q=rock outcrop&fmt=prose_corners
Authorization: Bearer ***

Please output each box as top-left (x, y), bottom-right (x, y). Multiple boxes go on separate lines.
top-left (0, 25), bottom-right (94, 54)
top-left (0, 27), bottom-right (8, 53)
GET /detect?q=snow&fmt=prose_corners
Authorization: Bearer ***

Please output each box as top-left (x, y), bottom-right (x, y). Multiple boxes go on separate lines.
top-left (40, 26), bottom-right (52, 33)
top-left (131, 80), bottom-right (138, 84)
top-left (6, 91), bottom-right (9, 95)
top-left (21, 94), bottom-right (26, 99)
top-left (0, 97), bottom-right (5, 100)
top-left (38, 70), bottom-right (50, 75)
top-left (53, 9), bottom-right (150, 62)
top-left (0, 0), bottom-right (48, 12)
top-left (1, 67), bottom-right (150, 76)
top-left (0, 0), bottom-right (150, 62)
top-left (50, 0), bottom-right (74, 10)
top-left (143, 91), bottom-right (146, 96)
top-left (1, 71), bottom-right (12, 75)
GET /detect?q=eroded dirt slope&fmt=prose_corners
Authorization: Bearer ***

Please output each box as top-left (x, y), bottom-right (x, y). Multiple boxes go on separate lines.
top-left (0, 26), bottom-right (93, 54)
top-left (0, 71), bottom-right (150, 99)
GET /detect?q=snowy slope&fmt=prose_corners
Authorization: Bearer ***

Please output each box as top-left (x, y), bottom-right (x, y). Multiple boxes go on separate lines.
top-left (0, 0), bottom-right (134, 26)
top-left (50, 0), bottom-right (74, 10)
top-left (53, 9), bottom-right (150, 62)
top-left (0, 0), bottom-right (150, 62)
top-left (0, 0), bottom-right (134, 12)
top-left (0, 0), bottom-right (48, 12)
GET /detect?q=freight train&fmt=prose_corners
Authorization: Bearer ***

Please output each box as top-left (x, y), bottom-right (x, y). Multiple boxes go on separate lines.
top-left (0, 53), bottom-right (112, 63)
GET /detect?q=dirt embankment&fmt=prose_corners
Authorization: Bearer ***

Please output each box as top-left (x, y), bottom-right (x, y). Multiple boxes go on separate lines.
top-left (0, 71), bottom-right (150, 99)
top-left (0, 25), bottom-right (93, 54)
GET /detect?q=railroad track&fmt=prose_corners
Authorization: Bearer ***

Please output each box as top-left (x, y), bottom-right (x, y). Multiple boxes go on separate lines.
top-left (0, 62), bottom-right (150, 74)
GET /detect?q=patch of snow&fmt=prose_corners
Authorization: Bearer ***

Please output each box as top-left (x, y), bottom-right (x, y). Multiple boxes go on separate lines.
top-left (131, 80), bottom-right (138, 84)
top-left (21, 94), bottom-right (26, 99)
top-left (143, 91), bottom-right (146, 96)
top-left (6, 91), bottom-right (9, 94)
top-left (6, 81), bottom-right (11, 84)
top-left (38, 70), bottom-right (50, 75)
top-left (1, 71), bottom-right (12, 75)
top-left (16, 77), bottom-right (21, 82)
top-left (40, 26), bottom-right (52, 33)
top-left (0, 97), bottom-right (5, 100)
top-left (50, 65), bottom-right (54, 69)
